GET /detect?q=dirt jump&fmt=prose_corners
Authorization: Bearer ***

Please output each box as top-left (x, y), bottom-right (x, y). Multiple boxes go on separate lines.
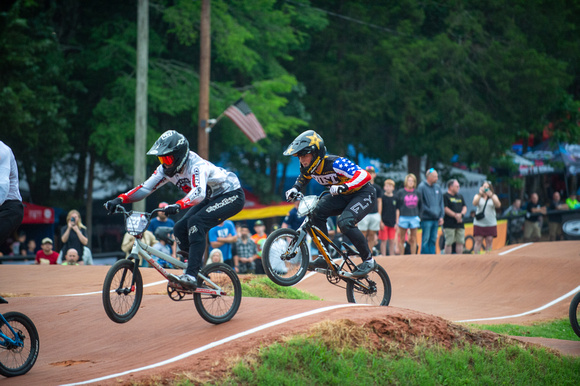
top-left (1, 241), bottom-right (579, 385)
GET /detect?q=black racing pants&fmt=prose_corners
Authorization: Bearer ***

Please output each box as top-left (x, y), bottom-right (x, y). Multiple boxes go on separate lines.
top-left (0, 200), bottom-right (24, 245)
top-left (173, 188), bottom-right (245, 276)
top-left (311, 184), bottom-right (375, 260)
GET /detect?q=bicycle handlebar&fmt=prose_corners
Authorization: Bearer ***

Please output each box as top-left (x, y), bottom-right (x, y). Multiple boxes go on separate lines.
top-left (291, 190), bottom-right (331, 202)
top-left (107, 204), bottom-right (171, 219)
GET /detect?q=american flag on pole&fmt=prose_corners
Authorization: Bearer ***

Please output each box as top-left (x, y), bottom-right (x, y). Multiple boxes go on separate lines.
top-left (224, 99), bottom-right (266, 143)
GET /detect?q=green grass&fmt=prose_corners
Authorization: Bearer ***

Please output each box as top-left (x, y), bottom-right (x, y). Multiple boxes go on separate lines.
top-left (164, 318), bottom-right (580, 385)
top-left (214, 335), bottom-right (580, 386)
top-left (240, 275), bottom-right (320, 300)
top-left (469, 318), bottom-right (580, 342)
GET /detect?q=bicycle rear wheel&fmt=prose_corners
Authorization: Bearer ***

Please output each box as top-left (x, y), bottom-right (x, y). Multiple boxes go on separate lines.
top-left (102, 259), bottom-right (143, 323)
top-left (0, 312), bottom-right (39, 377)
top-left (261, 228), bottom-right (309, 286)
top-left (194, 263), bottom-right (242, 324)
top-left (569, 291), bottom-right (580, 338)
top-left (346, 264), bottom-right (392, 306)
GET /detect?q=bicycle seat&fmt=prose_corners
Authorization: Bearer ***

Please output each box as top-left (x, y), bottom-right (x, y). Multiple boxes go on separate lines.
top-left (342, 243), bottom-right (359, 256)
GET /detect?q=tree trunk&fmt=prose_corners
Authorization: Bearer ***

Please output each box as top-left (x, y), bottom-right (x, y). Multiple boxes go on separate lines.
top-left (74, 149), bottom-right (87, 201)
top-left (197, 0), bottom-right (211, 159)
top-left (85, 150), bottom-right (95, 248)
top-left (133, 0), bottom-right (149, 212)
top-left (407, 154), bottom-right (422, 183)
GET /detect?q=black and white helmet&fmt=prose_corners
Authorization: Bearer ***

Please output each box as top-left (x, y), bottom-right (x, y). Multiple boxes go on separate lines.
top-left (283, 130), bottom-right (326, 175)
top-left (154, 226), bottom-right (174, 244)
top-left (147, 130), bottom-right (189, 177)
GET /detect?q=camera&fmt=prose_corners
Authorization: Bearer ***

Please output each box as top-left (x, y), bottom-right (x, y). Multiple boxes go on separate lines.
top-left (484, 188), bottom-right (489, 192)
top-left (71, 217), bottom-right (76, 224)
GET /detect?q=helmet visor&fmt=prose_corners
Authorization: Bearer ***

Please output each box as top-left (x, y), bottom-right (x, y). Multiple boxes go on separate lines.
top-left (158, 155), bottom-right (175, 166)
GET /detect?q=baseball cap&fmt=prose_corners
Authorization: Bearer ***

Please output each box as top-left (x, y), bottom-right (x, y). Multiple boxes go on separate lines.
top-left (42, 237), bottom-right (53, 245)
top-left (158, 202), bottom-right (169, 208)
top-left (365, 166), bottom-right (376, 173)
top-left (255, 220), bottom-right (264, 226)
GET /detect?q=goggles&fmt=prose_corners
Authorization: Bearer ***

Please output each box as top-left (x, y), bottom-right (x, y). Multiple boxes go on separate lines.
top-left (295, 149), bottom-right (312, 157)
top-left (158, 155), bottom-right (175, 166)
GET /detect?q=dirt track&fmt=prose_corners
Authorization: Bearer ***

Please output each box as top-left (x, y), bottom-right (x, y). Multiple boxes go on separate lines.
top-left (1, 241), bottom-right (579, 385)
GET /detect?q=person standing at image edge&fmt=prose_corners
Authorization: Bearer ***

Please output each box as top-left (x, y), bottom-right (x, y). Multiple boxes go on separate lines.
top-left (417, 168), bottom-right (444, 254)
top-left (0, 141), bottom-right (24, 246)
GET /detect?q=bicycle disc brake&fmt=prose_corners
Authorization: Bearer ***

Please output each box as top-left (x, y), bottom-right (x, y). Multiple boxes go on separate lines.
top-left (353, 277), bottom-right (377, 295)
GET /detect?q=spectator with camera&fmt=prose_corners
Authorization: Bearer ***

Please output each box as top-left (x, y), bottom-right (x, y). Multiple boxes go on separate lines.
top-left (60, 209), bottom-right (88, 262)
top-left (472, 181), bottom-right (501, 254)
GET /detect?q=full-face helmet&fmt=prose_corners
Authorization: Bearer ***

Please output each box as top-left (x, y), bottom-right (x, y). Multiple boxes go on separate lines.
top-left (154, 226), bottom-right (174, 244)
top-left (283, 130), bottom-right (326, 175)
top-left (147, 130), bottom-right (189, 177)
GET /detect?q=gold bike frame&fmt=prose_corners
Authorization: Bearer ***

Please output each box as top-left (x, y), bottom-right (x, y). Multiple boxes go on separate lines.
top-left (306, 225), bottom-right (374, 291)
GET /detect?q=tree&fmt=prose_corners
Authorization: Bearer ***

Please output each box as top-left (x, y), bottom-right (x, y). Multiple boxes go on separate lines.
top-left (0, 0), bottom-right (77, 205)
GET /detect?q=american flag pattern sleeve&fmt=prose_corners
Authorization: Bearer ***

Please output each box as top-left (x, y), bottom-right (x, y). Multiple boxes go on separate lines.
top-left (332, 157), bottom-right (370, 191)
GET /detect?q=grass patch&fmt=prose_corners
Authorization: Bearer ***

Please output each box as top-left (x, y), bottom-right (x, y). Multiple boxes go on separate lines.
top-left (239, 275), bottom-right (320, 300)
top-left (135, 319), bottom-right (580, 385)
top-left (468, 318), bottom-right (580, 342)
top-left (215, 321), bottom-right (580, 386)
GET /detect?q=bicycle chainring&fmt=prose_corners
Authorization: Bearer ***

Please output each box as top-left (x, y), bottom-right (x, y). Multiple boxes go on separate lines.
top-left (167, 282), bottom-right (189, 301)
top-left (326, 269), bottom-right (341, 284)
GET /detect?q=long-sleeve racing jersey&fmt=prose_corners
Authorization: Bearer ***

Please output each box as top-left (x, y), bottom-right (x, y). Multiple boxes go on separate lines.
top-left (292, 154), bottom-right (370, 194)
top-left (0, 141), bottom-right (22, 205)
top-left (119, 151), bottom-right (241, 209)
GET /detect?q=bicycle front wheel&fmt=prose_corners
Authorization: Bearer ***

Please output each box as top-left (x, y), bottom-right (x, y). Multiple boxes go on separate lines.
top-left (346, 264), bottom-right (392, 306)
top-left (102, 259), bottom-right (143, 323)
top-left (569, 291), bottom-right (580, 338)
top-left (261, 228), bottom-right (309, 286)
top-left (194, 263), bottom-right (242, 324)
top-left (0, 312), bottom-right (40, 377)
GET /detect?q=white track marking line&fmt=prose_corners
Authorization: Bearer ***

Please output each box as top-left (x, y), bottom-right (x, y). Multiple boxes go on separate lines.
top-left (60, 303), bottom-right (368, 386)
top-left (498, 243), bottom-right (533, 255)
top-left (57, 280), bottom-right (167, 297)
top-left (455, 285), bottom-right (580, 323)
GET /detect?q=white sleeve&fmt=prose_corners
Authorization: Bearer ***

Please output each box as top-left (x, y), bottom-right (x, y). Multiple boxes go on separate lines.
top-left (0, 145), bottom-right (10, 204)
top-left (120, 166), bottom-right (169, 203)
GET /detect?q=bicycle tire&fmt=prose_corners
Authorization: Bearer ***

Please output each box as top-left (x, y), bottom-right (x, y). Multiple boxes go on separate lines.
top-left (569, 291), bottom-right (580, 338)
top-left (346, 264), bottom-right (392, 306)
top-left (261, 228), bottom-right (309, 286)
top-left (0, 312), bottom-right (40, 377)
top-left (102, 259), bottom-right (143, 323)
top-left (194, 263), bottom-right (242, 324)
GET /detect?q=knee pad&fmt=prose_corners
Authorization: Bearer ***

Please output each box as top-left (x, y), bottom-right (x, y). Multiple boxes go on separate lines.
top-left (337, 211), bottom-right (357, 233)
